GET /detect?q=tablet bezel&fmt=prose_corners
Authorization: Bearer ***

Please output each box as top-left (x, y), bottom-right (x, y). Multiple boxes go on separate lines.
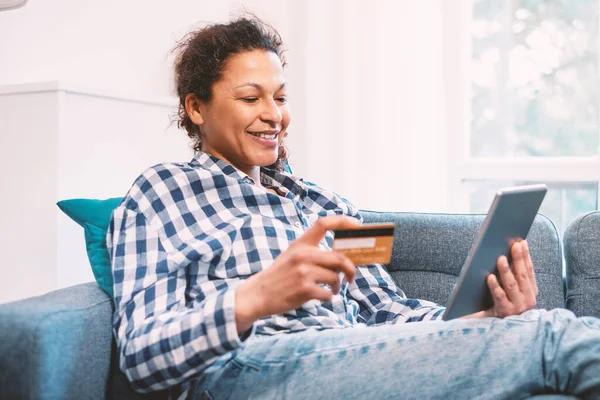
top-left (442, 184), bottom-right (548, 320)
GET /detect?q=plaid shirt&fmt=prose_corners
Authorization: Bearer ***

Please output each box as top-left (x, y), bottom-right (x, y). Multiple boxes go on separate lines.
top-left (107, 152), bottom-right (445, 397)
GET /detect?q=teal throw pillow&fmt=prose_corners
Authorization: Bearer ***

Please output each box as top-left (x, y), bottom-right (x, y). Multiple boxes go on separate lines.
top-left (57, 197), bottom-right (123, 297)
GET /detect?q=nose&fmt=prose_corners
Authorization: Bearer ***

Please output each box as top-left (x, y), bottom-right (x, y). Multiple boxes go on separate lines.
top-left (260, 98), bottom-right (282, 125)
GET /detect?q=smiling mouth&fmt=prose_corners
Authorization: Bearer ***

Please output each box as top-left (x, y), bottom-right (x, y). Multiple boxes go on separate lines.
top-left (247, 131), bottom-right (279, 140)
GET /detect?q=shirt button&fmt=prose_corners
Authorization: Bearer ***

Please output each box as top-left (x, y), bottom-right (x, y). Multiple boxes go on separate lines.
top-left (294, 221), bottom-right (302, 227)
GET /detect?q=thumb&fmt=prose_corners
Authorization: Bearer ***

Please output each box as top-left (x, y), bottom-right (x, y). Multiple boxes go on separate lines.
top-left (459, 309), bottom-right (494, 319)
top-left (297, 215), bottom-right (360, 247)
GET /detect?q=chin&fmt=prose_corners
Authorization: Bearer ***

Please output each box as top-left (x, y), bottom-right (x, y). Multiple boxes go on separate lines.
top-left (259, 157), bottom-right (279, 167)
top-left (253, 151), bottom-right (279, 167)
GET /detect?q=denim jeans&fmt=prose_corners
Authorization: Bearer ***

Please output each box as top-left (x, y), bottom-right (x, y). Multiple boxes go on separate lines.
top-left (192, 308), bottom-right (600, 399)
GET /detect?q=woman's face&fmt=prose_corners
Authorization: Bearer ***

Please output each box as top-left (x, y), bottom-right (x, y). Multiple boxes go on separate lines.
top-left (193, 49), bottom-right (291, 174)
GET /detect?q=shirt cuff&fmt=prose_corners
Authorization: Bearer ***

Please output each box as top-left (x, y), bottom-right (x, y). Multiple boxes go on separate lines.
top-left (207, 286), bottom-right (257, 350)
top-left (422, 306), bottom-right (446, 321)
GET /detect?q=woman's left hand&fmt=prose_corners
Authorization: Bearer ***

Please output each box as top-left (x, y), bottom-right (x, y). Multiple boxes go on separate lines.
top-left (462, 240), bottom-right (538, 319)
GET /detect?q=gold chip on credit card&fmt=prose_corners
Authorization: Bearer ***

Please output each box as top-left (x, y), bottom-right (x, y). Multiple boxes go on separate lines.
top-left (332, 223), bottom-right (396, 265)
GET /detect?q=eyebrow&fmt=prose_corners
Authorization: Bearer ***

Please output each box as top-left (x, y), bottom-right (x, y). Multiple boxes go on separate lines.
top-left (233, 82), bottom-right (287, 91)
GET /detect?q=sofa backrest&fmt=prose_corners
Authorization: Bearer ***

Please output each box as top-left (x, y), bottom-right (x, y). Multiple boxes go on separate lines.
top-left (564, 211), bottom-right (600, 318)
top-left (361, 211), bottom-right (565, 311)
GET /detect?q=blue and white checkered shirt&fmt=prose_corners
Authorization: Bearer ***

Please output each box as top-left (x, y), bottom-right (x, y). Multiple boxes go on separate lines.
top-left (107, 152), bottom-right (445, 397)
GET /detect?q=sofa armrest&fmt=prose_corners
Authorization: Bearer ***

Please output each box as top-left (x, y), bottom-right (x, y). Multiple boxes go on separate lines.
top-left (0, 282), bottom-right (114, 400)
top-left (564, 211), bottom-right (600, 318)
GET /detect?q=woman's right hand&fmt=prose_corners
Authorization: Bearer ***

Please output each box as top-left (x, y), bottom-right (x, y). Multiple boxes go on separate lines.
top-left (235, 215), bottom-right (359, 334)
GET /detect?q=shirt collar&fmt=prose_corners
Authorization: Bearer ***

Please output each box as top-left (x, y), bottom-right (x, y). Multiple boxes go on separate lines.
top-left (260, 167), bottom-right (308, 198)
top-left (191, 151), bottom-right (248, 181)
top-left (191, 151), bottom-right (308, 197)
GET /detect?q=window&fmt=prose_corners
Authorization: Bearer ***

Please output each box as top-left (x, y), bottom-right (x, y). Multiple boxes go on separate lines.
top-left (444, 0), bottom-right (600, 235)
top-left (468, 180), bottom-right (598, 233)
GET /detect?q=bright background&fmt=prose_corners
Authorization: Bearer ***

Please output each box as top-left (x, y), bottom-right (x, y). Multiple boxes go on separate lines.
top-left (0, 0), bottom-right (598, 303)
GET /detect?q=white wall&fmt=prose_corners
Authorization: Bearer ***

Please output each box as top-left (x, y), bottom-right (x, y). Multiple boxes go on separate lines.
top-left (0, 0), bottom-right (449, 302)
top-left (298, 0), bottom-right (447, 212)
top-left (0, 0), bottom-right (302, 98)
top-left (0, 84), bottom-right (189, 303)
top-left (0, 89), bottom-right (59, 303)
top-left (56, 90), bottom-right (188, 290)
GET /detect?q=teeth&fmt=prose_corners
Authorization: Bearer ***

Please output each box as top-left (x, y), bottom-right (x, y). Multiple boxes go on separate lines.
top-left (249, 132), bottom-right (278, 139)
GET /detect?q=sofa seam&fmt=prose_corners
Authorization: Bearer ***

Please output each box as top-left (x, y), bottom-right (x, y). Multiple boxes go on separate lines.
top-left (565, 212), bottom-right (598, 309)
top-left (42, 297), bottom-right (113, 315)
top-left (388, 269), bottom-right (561, 277)
top-left (574, 214), bottom-right (584, 280)
top-left (6, 297), bottom-right (114, 324)
top-left (538, 213), bottom-right (561, 261)
top-left (35, 298), bottom-right (114, 336)
top-left (574, 211), bottom-right (596, 280)
top-left (574, 212), bottom-right (598, 278)
top-left (360, 209), bottom-right (489, 217)
top-left (535, 213), bottom-right (564, 301)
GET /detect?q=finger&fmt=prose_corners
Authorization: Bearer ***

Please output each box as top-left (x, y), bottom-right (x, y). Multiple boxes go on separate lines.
top-left (297, 215), bottom-right (360, 247)
top-left (511, 242), bottom-right (535, 300)
top-left (309, 284), bottom-right (335, 303)
top-left (309, 266), bottom-right (342, 295)
top-left (522, 240), bottom-right (538, 297)
top-left (518, 241), bottom-right (537, 310)
top-left (460, 309), bottom-right (495, 319)
top-left (291, 246), bottom-right (356, 284)
top-left (487, 274), bottom-right (508, 317)
top-left (497, 255), bottom-right (523, 305)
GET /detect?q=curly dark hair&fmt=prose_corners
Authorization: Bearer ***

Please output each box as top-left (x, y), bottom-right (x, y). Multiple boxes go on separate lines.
top-left (172, 17), bottom-right (290, 172)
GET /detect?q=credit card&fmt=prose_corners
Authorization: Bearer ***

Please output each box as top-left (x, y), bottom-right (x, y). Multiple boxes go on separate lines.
top-left (332, 223), bottom-right (396, 265)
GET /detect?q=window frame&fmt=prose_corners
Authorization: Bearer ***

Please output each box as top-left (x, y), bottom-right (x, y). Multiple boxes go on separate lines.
top-left (442, 0), bottom-right (600, 215)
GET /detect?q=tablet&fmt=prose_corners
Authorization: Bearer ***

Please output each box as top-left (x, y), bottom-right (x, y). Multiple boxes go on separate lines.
top-left (442, 184), bottom-right (547, 320)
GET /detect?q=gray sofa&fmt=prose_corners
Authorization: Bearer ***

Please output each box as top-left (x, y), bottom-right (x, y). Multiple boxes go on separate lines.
top-left (564, 210), bottom-right (600, 318)
top-left (1, 210), bottom-right (598, 399)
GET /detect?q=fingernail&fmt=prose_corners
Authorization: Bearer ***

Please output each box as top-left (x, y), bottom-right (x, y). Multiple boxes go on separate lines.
top-left (516, 242), bottom-right (523, 255)
top-left (499, 256), bottom-right (508, 269)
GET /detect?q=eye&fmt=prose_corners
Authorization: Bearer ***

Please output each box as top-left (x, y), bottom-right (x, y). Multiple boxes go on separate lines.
top-left (276, 97), bottom-right (287, 104)
top-left (242, 97), bottom-right (259, 103)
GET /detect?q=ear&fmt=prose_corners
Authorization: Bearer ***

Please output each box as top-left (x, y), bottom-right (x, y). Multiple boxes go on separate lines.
top-left (185, 94), bottom-right (205, 126)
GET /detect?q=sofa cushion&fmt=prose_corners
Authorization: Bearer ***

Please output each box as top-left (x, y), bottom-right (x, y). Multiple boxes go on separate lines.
top-left (564, 211), bottom-right (600, 318)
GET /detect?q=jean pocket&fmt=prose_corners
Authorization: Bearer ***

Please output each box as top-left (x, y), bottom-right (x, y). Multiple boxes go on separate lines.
top-left (581, 316), bottom-right (600, 329)
top-left (203, 358), bottom-right (246, 399)
top-left (231, 354), bottom-right (262, 372)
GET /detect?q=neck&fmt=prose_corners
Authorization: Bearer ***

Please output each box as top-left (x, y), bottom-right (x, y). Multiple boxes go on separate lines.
top-left (243, 166), bottom-right (262, 186)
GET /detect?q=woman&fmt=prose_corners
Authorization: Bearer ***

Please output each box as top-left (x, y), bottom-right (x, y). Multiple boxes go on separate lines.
top-left (107, 17), bottom-right (600, 399)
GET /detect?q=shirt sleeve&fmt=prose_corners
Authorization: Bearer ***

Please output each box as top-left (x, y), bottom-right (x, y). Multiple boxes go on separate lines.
top-left (107, 205), bottom-right (255, 393)
top-left (336, 195), bottom-right (446, 324)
